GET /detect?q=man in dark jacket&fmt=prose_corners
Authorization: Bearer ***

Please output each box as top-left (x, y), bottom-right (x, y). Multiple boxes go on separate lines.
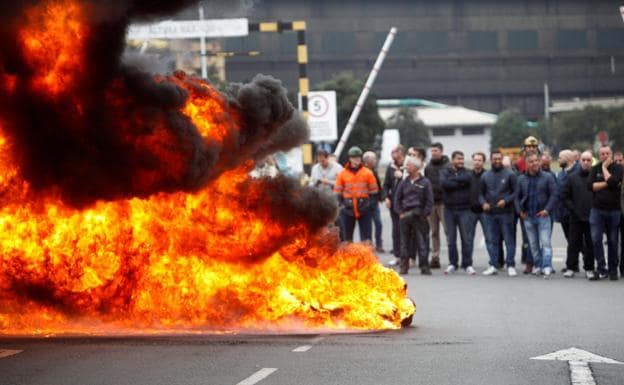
top-left (560, 151), bottom-right (595, 279)
top-left (588, 145), bottom-right (623, 280)
top-left (515, 152), bottom-right (558, 278)
top-left (468, 152), bottom-right (487, 271)
top-left (383, 145), bottom-right (405, 264)
top-left (441, 151), bottom-right (476, 275)
top-left (424, 142), bottom-right (450, 268)
top-left (480, 150), bottom-right (517, 276)
top-left (394, 156), bottom-right (433, 275)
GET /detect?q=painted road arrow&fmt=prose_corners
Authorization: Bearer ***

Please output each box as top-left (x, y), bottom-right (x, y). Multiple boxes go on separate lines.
top-left (531, 347), bottom-right (623, 385)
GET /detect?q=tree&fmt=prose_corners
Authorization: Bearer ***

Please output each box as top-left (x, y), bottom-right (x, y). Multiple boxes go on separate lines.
top-left (490, 108), bottom-right (533, 149)
top-left (315, 72), bottom-right (385, 162)
top-left (547, 105), bottom-right (624, 151)
top-left (386, 107), bottom-right (430, 149)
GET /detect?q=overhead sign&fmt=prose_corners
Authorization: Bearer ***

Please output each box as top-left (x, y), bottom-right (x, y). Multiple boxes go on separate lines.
top-left (300, 91), bottom-right (338, 142)
top-left (127, 18), bottom-right (249, 40)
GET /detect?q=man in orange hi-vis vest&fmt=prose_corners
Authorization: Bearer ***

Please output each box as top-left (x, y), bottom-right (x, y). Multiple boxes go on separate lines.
top-left (334, 146), bottom-right (379, 242)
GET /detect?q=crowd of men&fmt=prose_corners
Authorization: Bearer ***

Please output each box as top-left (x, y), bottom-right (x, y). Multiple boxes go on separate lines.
top-left (310, 137), bottom-right (624, 281)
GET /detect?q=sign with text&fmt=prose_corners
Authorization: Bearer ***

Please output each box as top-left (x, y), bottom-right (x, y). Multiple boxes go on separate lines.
top-left (127, 18), bottom-right (249, 40)
top-left (300, 91), bottom-right (338, 142)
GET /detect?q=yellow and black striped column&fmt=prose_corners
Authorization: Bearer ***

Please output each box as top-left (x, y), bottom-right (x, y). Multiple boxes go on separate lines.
top-left (248, 21), bottom-right (309, 120)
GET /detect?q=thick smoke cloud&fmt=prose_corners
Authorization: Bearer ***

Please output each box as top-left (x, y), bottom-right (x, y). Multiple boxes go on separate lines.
top-left (0, 0), bottom-right (311, 207)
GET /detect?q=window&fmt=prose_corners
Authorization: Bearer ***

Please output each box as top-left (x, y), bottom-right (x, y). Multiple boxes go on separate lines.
top-left (411, 31), bottom-right (449, 54)
top-left (462, 126), bottom-right (485, 136)
top-left (597, 29), bottom-right (624, 50)
top-left (507, 30), bottom-right (538, 51)
top-left (322, 32), bottom-right (356, 55)
top-left (466, 31), bottom-right (498, 52)
top-left (556, 29), bottom-right (587, 50)
top-left (432, 127), bottom-right (456, 136)
top-left (224, 35), bottom-right (259, 53)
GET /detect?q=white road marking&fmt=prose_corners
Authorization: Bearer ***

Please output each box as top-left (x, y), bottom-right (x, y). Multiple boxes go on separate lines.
top-left (292, 345), bottom-right (311, 352)
top-left (569, 361), bottom-right (596, 385)
top-left (292, 335), bottom-right (324, 353)
top-left (235, 368), bottom-right (277, 385)
top-left (0, 349), bottom-right (23, 359)
top-left (532, 347), bottom-right (623, 385)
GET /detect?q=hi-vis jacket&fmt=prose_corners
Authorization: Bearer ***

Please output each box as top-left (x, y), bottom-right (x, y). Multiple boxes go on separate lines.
top-left (334, 164), bottom-right (379, 218)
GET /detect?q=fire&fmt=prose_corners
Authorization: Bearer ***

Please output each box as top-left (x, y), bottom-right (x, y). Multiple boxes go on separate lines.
top-left (0, 0), bottom-right (414, 336)
top-left (19, 0), bottom-right (88, 97)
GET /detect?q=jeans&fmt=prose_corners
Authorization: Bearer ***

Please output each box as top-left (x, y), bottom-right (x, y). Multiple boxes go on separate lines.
top-left (399, 213), bottom-right (430, 271)
top-left (523, 216), bottom-right (553, 269)
top-left (567, 221), bottom-right (594, 272)
top-left (482, 212), bottom-right (516, 268)
top-left (444, 208), bottom-right (476, 268)
top-left (340, 208), bottom-right (373, 242)
top-left (372, 202), bottom-right (383, 248)
top-left (589, 208), bottom-right (621, 275)
top-left (517, 214), bottom-right (533, 264)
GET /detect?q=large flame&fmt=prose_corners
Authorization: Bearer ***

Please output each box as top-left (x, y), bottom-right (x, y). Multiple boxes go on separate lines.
top-left (0, 0), bottom-right (414, 336)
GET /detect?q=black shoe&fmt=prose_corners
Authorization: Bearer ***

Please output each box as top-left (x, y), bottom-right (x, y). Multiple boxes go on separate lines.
top-left (430, 258), bottom-right (440, 269)
top-left (375, 246), bottom-right (385, 253)
top-left (610, 273), bottom-right (619, 281)
top-left (598, 272), bottom-right (609, 280)
top-left (421, 267), bottom-right (432, 275)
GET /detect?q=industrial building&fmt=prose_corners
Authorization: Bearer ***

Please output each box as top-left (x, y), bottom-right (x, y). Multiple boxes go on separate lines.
top-left (186, 0), bottom-right (624, 119)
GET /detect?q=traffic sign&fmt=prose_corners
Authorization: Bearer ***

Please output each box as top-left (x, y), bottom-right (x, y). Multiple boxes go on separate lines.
top-left (300, 91), bottom-right (338, 142)
top-left (127, 18), bottom-right (249, 40)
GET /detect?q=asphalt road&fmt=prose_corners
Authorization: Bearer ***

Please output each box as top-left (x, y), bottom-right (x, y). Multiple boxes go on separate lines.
top-left (1, 209), bottom-right (623, 385)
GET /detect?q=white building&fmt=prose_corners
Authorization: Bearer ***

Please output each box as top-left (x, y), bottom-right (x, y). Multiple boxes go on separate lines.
top-left (377, 99), bottom-right (496, 165)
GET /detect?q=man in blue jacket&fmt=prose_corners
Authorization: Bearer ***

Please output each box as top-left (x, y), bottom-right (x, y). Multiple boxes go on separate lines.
top-left (441, 151), bottom-right (476, 275)
top-left (480, 150), bottom-right (518, 276)
top-left (516, 152), bottom-right (558, 278)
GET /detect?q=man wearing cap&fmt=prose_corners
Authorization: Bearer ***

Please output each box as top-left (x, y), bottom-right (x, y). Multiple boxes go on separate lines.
top-left (334, 146), bottom-right (379, 242)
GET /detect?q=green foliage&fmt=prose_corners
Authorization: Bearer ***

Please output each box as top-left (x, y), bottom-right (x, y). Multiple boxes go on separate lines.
top-left (386, 107), bottom-right (431, 149)
top-left (549, 105), bottom-right (624, 151)
top-left (315, 72), bottom-right (386, 161)
top-left (491, 109), bottom-right (534, 149)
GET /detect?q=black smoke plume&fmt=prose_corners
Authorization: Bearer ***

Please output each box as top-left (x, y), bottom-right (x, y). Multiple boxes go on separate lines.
top-left (0, 0), bottom-right (312, 209)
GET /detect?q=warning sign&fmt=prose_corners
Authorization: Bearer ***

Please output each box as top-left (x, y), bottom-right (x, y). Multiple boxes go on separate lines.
top-left (300, 91), bottom-right (338, 142)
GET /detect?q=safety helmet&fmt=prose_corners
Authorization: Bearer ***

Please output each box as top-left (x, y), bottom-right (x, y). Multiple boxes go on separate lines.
top-left (523, 136), bottom-right (539, 146)
top-left (347, 146), bottom-right (363, 157)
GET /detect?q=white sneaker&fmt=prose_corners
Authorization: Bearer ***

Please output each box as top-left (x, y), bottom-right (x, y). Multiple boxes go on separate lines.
top-left (563, 270), bottom-right (575, 278)
top-left (444, 265), bottom-right (456, 275)
top-left (543, 267), bottom-right (552, 278)
top-left (388, 258), bottom-right (399, 266)
top-left (482, 266), bottom-right (498, 276)
top-left (465, 266), bottom-right (476, 275)
top-left (532, 267), bottom-right (541, 275)
top-left (507, 267), bottom-right (518, 277)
